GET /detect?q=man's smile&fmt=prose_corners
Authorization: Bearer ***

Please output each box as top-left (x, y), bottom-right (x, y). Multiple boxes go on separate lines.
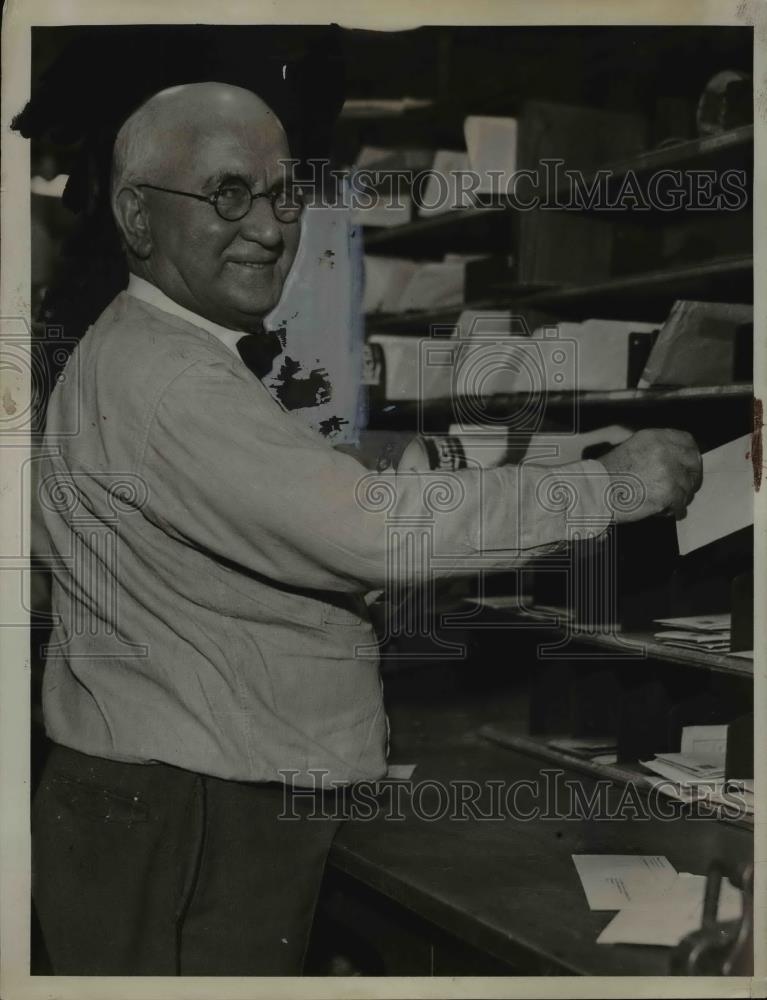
top-left (226, 255), bottom-right (279, 269)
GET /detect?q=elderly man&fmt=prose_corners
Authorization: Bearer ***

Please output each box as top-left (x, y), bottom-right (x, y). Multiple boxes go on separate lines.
top-left (33, 82), bottom-right (701, 975)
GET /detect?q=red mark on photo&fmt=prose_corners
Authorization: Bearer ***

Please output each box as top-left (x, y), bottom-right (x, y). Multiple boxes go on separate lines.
top-left (750, 398), bottom-right (763, 491)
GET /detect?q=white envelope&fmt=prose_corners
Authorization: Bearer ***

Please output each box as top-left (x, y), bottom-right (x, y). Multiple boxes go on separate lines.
top-left (597, 873), bottom-right (742, 946)
top-left (677, 435), bottom-right (753, 555)
top-left (572, 855), bottom-right (678, 910)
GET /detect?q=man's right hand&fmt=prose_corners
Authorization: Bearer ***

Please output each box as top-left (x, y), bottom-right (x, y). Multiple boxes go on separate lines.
top-left (599, 428), bottom-right (702, 522)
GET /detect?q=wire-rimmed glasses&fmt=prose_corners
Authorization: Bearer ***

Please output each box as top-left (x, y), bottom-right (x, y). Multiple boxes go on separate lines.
top-left (137, 177), bottom-right (305, 223)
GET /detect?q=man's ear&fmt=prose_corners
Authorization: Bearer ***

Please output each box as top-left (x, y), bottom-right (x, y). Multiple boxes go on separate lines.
top-left (113, 186), bottom-right (152, 259)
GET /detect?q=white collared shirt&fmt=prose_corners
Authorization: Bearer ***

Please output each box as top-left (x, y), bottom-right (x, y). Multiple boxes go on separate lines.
top-left (126, 273), bottom-right (244, 358)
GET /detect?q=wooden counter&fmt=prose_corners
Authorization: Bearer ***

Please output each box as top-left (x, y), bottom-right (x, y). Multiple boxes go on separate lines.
top-left (325, 674), bottom-right (752, 975)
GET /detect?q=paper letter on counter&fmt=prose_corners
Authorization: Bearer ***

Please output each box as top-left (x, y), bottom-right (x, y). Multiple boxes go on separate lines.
top-left (572, 855), bottom-right (678, 910)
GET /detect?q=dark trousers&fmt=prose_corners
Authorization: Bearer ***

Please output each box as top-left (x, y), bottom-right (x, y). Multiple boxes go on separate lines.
top-left (32, 743), bottom-right (342, 975)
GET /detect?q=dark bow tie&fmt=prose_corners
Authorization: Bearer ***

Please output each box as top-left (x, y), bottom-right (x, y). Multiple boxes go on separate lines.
top-left (236, 328), bottom-right (284, 380)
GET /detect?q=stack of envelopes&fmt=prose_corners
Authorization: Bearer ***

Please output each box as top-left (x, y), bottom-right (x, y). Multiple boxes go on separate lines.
top-left (653, 614), bottom-right (731, 652)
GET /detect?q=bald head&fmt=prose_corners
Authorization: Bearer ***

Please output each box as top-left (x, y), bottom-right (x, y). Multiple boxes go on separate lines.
top-left (110, 81), bottom-right (301, 331)
top-left (111, 82), bottom-right (286, 203)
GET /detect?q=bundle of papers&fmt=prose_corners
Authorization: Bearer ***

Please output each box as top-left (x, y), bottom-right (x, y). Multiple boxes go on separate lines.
top-left (547, 736), bottom-right (618, 764)
top-left (653, 632), bottom-right (730, 652)
top-left (397, 260), bottom-right (465, 312)
top-left (725, 778), bottom-right (754, 811)
top-left (653, 614), bottom-right (731, 653)
top-left (351, 194), bottom-right (413, 229)
top-left (640, 776), bottom-right (719, 806)
top-left (638, 724), bottom-right (753, 813)
top-left (641, 777), bottom-right (754, 815)
top-left (362, 255), bottom-right (465, 313)
top-left (572, 855), bottom-right (743, 947)
top-left (349, 148), bottom-right (436, 228)
top-left (654, 613), bottom-right (730, 631)
top-left (641, 753), bottom-right (725, 785)
top-left (362, 257), bottom-right (421, 313)
top-left (417, 150), bottom-right (474, 215)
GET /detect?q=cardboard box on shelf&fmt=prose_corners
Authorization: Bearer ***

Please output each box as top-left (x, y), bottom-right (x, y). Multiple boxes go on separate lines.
top-left (639, 300), bottom-right (753, 387)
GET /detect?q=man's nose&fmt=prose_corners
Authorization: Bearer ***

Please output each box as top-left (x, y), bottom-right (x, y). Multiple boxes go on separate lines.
top-left (237, 197), bottom-right (283, 247)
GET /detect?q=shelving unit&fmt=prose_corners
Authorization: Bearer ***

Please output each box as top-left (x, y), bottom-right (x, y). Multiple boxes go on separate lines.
top-left (364, 205), bottom-right (502, 250)
top-left (457, 598), bottom-right (753, 678)
top-left (362, 124), bottom-right (753, 259)
top-left (317, 27), bottom-right (757, 976)
top-left (366, 254), bottom-right (753, 333)
top-left (477, 728), bottom-right (753, 831)
top-left (358, 40), bottom-right (754, 850)
top-left (368, 383), bottom-right (752, 430)
top-left (518, 254), bottom-right (753, 320)
top-left (587, 123), bottom-right (754, 190)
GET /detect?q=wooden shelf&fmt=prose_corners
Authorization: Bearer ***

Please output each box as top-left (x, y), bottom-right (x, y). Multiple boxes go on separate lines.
top-left (478, 727), bottom-right (753, 831)
top-left (551, 125), bottom-right (754, 211)
top-left (361, 126), bottom-right (753, 253)
top-left (368, 384), bottom-right (752, 429)
top-left (596, 124), bottom-right (754, 184)
top-left (365, 254), bottom-right (753, 331)
top-left (364, 206), bottom-right (500, 247)
top-left (363, 205), bottom-right (513, 258)
top-left (460, 599), bottom-right (753, 679)
top-left (365, 288), bottom-right (553, 334)
top-left (520, 255), bottom-right (753, 319)
top-left (366, 299), bottom-right (495, 334)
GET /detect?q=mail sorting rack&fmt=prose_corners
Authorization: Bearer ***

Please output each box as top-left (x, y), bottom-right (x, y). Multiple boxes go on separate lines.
top-left (311, 27), bottom-right (756, 979)
top-left (354, 88), bottom-right (754, 825)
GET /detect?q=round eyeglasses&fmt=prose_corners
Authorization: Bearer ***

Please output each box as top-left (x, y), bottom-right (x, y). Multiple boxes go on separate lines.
top-left (137, 178), bottom-right (304, 223)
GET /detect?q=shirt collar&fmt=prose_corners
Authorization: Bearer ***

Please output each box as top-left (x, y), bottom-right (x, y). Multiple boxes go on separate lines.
top-left (126, 274), bottom-right (244, 357)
